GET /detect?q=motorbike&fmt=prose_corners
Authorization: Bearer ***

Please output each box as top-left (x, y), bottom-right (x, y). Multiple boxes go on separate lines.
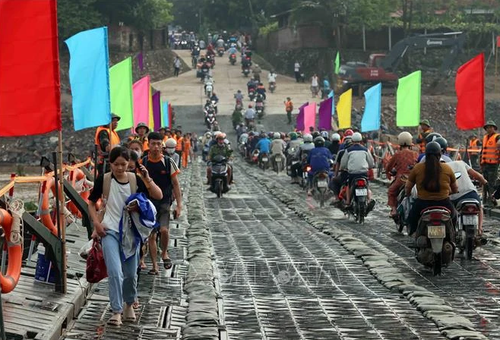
top-left (205, 84), bottom-right (213, 98)
top-left (207, 55), bottom-right (215, 68)
top-left (343, 177), bottom-right (369, 224)
top-left (269, 82), bottom-right (276, 93)
top-left (206, 112), bottom-right (216, 130)
top-left (211, 100), bottom-right (218, 114)
top-left (238, 143), bottom-right (247, 157)
top-left (180, 40), bottom-right (189, 49)
top-left (286, 148), bottom-right (298, 176)
top-left (312, 171), bottom-right (330, 207)
top-left (272, 153), bottom-right (285, 174)
top-left (251, 149), bottom-right (260, 163)
top-left (229, 53), bottom-right (237, 65)
top-left (235, 100), bottom-right (243, 111)
top-left (248, 88), bottom-right (256, 101)
top-left (200, 68), bottom-right (209, 82)
top-left (300, 163), bottom-right (311, 190)
top-left (217, 48), bottom-right (224, 57)
top-left (243, 67), bottom-right (250, 77)
top-left (455, 198), bottom-right (481, 260)
top-left (259, 153), bottom-right (269, 171)
top-left (255, 101), bottom-right (264, 119)
top-left (209, 155), bottom-right (229, 198)
top-left (415, 206), bottom-right (455, 276)
top-left (191, 55), bottom-right (198, 68)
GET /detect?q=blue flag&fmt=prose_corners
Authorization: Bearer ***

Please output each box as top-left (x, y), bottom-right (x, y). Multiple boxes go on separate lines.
top-left (361, 83), bottom-right (382, 133)
top-left (162, 100), bottom-right (169, 128)
top-left (65, 27), bottom-right (111, 131)
top-left (328, 90), bottom-right (335, 115)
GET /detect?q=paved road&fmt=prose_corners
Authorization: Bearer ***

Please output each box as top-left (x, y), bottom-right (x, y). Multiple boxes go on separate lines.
top-left (156, 54), bottom-right (500, 339)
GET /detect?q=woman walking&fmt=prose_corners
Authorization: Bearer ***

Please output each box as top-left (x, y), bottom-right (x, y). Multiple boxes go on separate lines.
top-left (88, 147), bottom-right (162, 326)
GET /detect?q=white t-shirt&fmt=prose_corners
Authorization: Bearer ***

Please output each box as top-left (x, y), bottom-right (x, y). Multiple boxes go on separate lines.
top-left (447, 161), bottom-right (476, 201)
top-left (311, 76), bottom-right (318, 87)
top-left (294, 63), bottom-right (300, 72)
top-left (268, 73), bottom-right (277, 82)
top-left (102, 179), bottom-right (131, 233)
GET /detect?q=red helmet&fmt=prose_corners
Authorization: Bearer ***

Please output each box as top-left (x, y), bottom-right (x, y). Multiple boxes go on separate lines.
top-left (344, 129), bottom-right (354, 137)
top-left (248, 104), bottom-right (253, 108)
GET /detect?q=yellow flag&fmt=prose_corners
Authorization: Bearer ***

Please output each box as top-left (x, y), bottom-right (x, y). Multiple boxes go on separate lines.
top-left (148, 86), bottom-right (154, 129)
top-left (337, 88), bottom-right (352, 129)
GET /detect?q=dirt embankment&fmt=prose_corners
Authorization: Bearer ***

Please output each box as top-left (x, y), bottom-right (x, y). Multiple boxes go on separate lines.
top-left (0, 48), bottom-right (189, 166)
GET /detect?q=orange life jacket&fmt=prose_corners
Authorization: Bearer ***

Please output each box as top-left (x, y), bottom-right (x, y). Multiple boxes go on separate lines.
top-left (469, 139), bottom-right (478, 148)
top-left (94, 126), bottom-right (120, 156)
top-left (418, 128), bottom-right (433, 153)
top-left (175, 137), bottom-right (183, 151)
top-left (481, 133), bottom-right (500, 164)
top-left (142, 138), bottom-right (149, 152)
top-left (285, 101), bottom-right (293, 112)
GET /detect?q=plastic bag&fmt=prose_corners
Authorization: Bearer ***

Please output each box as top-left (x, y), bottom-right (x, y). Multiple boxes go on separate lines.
top-left (78, 239), bottom-right (93, 259)
top-left (86, 239), bottom-right (108, 283)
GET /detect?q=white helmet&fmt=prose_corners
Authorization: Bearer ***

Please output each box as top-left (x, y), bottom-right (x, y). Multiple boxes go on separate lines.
top-left (321, 131), bottom-right (329, 139)
top-left (303, 133), bottom-right (313, 143)
top-left (331, 133), bottom-right (341, 142)
top-left (165, 138), bottom-right (177, 148)
top-left (213, 131), bottom-right (221, 138)
top-left (398, 131), bottom-right (413, 146)
top-left (273, 132), bottom-right (281, 139)
top-left (352, 132), bottom-right (363, 142)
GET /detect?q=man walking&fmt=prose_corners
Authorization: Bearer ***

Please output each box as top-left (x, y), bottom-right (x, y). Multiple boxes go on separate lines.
top-left (481, 120), bottom-right (500, 205)
top-left (284, 97), bottom-right (293, 124)
top-left (142, 132), bottom-right (182, 275)
top-left (174, 56), bottom-right (181, 77)
top-left (294, 61), bottom-right (301, 82)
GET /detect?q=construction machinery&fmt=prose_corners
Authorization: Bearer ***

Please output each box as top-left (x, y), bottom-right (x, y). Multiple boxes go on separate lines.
top-left (338, 32), bottom-right (465, 94)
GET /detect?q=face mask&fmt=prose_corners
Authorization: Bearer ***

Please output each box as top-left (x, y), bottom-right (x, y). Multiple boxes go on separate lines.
top-left (166, 147), bottom-right (175, 155)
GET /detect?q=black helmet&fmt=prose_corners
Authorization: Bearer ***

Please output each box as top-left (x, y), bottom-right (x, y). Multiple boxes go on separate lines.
top-left (425, 132), bottom-right (442, 144)
top-left (433, 137), bottom-right (448, 152)
top-left (314, 136), bottom-right (325, 147)
top-left (425, 141), bottom-right (441, 156)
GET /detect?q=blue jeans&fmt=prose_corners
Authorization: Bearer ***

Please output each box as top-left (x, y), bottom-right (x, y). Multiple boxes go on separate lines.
top-left (101, 230), bottom-right (139, 313)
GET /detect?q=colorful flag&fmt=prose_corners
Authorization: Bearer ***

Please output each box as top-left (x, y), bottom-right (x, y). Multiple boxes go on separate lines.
top-left (148, 86), bottom-right (154, 129)
top-left (168, 103), bottom-right (173, 129)
top-left (303, 102), bottom-right (317, 133)
top-left (361, 83), bottom-right (382, 132)
top-left (337, 89), bottom-right (352, 129)
top-left (137, 52), bottom-right (144, 71)
top-left (455, 54), bottom-right (485, 130)
top-left (0, 0), bottom-right (62, 136)
top-left (66, 27), bottom-right (111, 131)
top-left (318, 97), bottom-right (333, 130)
top-left (133, 76), bottom-right (150, 128)
top-left (335, 52), bottom-right (340, 74)
top-left (162, 100), bottom-right (169, 128)
top-left (396, 70), bottom-right (421, 127)
top-left (328, 90), bottom-right (335, 115)
top-left (296, 102), bottom-right (309, 131)
top-left (110, 57), bottom-right (134, 131)
top-left (152, 91), bottom-right (161, 131)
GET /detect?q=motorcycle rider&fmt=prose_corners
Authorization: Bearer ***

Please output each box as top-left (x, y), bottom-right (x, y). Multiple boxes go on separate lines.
top-left (448, 160), bottom-right (488, 237)
top-left (268, 70), bottom-right (277, 90)
top-left (340, 132), bottom-right (375, 210)
top-left (385, 132), bottom-right (418, 217)
top-left (255, 132), bottom-right (272, 163)
top-left (329, 133), bottom-right (341, 157)
top-left (207, 133), bottom-right (233, 185)
top-left (244, 104), bottom-right (256, 127)
top-left (228, 44), bottom-right (237, 56)
top-left (252, 63), bottom-right (262, 82)
top-left (290, 133), bottom-right (314, 184)
top-left (419, 136), bottom-right (452, 163)
top-left (256, 82), bottom-right (267, 101)
top-left (307, 136), bottom-right (333, 195)
top-left (201, 132), bottom-right (212, 161)
top-left (191, 42), bottom-right (200, 65)
top-left (271, 132), bottom-right (286, 170)
top-left (321, 131), bottom-right (331, 149)
top-left (247, 78), bottom-right (258, 95)
top-left (210, 92), bottom-right (219, 113)
top-left (331, 136), bottom-right (352, 202)
top-left (405, 141), bottom-right (458, 237)
top-left (234, 89), bottom-right (244, 105)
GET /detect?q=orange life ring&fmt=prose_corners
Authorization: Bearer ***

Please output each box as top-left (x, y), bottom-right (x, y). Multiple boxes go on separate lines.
top-left (40, 178), bottom-right (58, 236)
top-left (0, 209), bottom-right (22, 293)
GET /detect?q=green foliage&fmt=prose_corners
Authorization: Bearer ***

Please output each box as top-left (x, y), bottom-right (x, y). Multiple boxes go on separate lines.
top-left (134, 0), bottom-right (174, 31)
top-left (347, 0), bottom-right (399, 31)
top-left (57, 0), bottom-right (103, 39)
top-left (259, 22), bottom-right (278, 37)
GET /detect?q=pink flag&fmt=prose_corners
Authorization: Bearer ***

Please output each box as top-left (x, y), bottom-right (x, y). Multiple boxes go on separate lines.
top-left (296, 102), bottom-right (309, 131)
top-left (318, 97), bottom-right (333, 130)
top-left (303, 102), bottom-right (316, 133)
top-left (133, 75), bottom-right (150, 128)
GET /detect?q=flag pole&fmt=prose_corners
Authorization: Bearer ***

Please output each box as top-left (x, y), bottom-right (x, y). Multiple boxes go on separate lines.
top-left (57, 130), bottom-right (67, 294)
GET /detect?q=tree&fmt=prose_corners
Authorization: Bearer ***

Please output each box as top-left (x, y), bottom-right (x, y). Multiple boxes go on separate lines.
top-left (57, 0), bottom-right (103, 40)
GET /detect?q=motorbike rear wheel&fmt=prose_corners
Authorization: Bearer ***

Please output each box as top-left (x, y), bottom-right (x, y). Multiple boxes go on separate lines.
top-left (319, 191), bottom-right (326, 208)
top-left (357, 202), bottom-right (365, 224)
top-left (465, 235), bottom-right (474, 260)
top-left (433, 253), bottom-right (442, 276)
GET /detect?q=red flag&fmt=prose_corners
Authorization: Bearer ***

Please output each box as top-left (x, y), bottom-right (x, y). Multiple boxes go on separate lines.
top-left (455, 53), bottom-right (484, 130)
top-left (0, 0), bottom-right (61, 136)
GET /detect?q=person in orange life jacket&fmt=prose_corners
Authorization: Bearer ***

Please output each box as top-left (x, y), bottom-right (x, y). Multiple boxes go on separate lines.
top-left (284, 97), bottom-right (293, 124)
top-left (94, 113), bottom-right (121, 176)
top-left (415, 119), bottom-right (434, 153)
top-left (174, 129), bottom-right (183, 168)
top-left (468, 134), bottom-right (481, 169)
top-left (481, 120), bottom-right (500, 204)
top-left (142, 132), bottom-right (182, 275)
top-left (135, 122), bottom-right (150, 153)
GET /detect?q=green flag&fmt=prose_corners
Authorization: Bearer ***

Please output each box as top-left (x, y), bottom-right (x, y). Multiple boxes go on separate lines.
top-left (110, 57), bottom-right (134, 131)
top-left (334, 51), bottom-right (340, 74)
top-left (396, 70), bottom-right (421, 127)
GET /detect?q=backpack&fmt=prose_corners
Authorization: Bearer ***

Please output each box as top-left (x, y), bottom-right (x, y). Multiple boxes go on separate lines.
top-left (141, 155), bottom-right (174, 204)
top-left (98, 172), bottom-right (137, 222)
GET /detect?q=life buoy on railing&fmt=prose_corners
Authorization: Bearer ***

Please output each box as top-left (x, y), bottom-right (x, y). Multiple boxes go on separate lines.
top-left (39, 178), bottom-right (58, 236)
top-left (0, 208), bottom-right (22, 293)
